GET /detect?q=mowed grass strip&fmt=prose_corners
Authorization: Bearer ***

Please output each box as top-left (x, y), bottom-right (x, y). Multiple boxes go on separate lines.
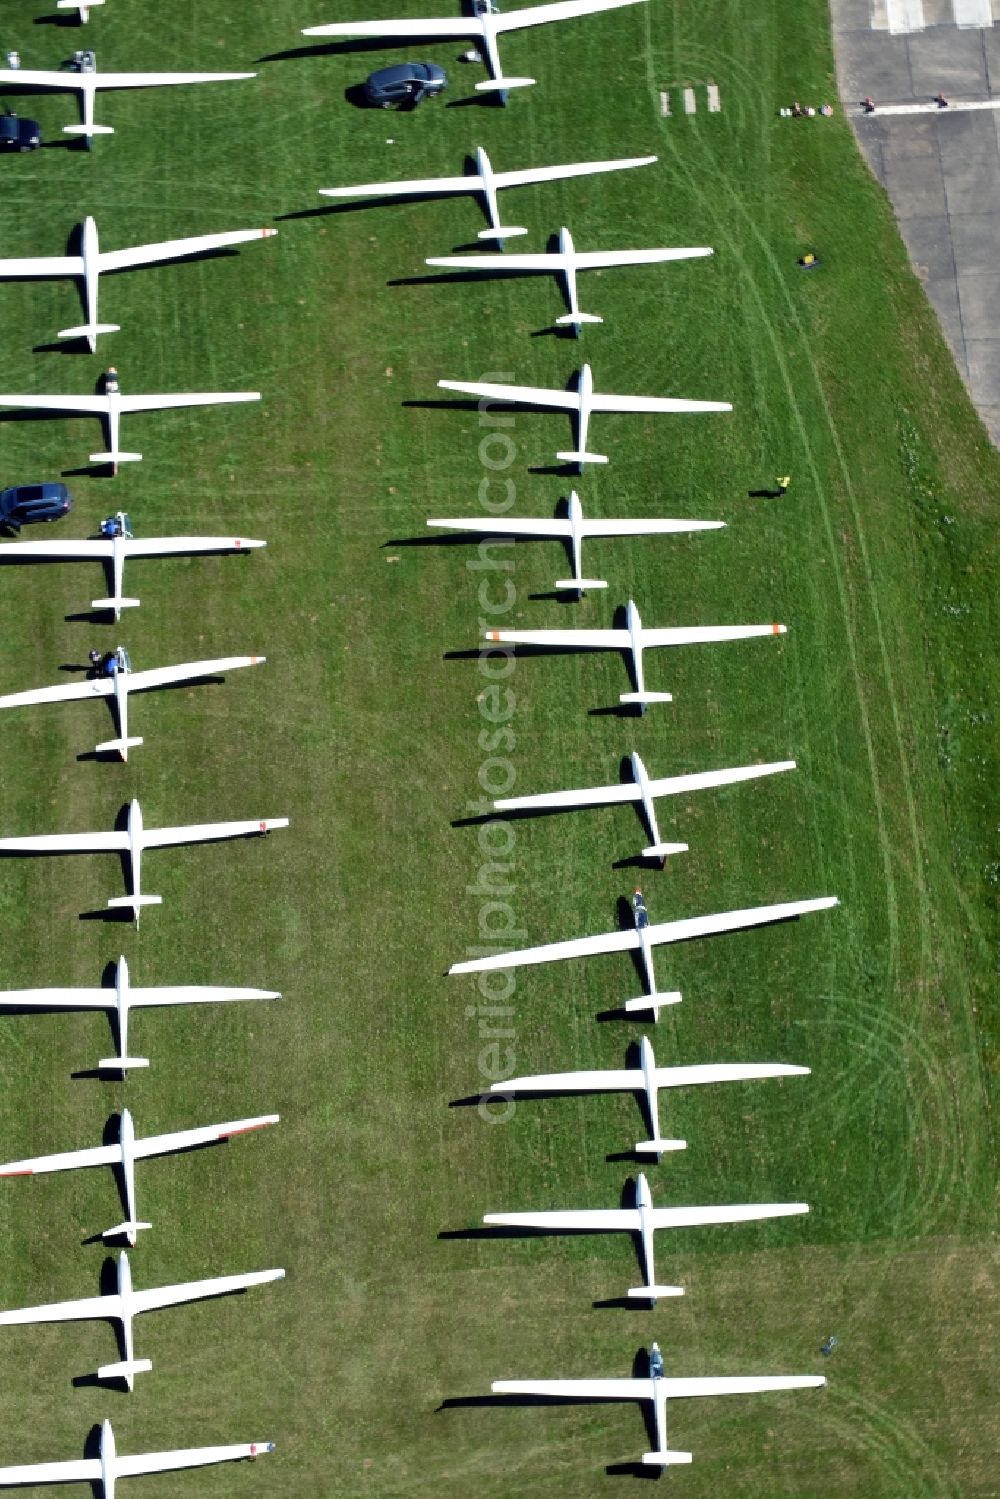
top-left (0, 0), bottom-right (995, 1494)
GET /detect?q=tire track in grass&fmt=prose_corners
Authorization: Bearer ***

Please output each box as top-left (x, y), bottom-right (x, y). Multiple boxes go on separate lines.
top-left (800, 1383), bottom-right (963, 1499)
top-left (805, 992), bottom-right (964, 1239)
top-left (666, 81), bottom-right (979, 1233)
top-left (643, 29), bottom-right (983, 1236)
top-left (640, 26), bottom-right (899, 987)
top-left (630, 26), bottom-right (969, 1497)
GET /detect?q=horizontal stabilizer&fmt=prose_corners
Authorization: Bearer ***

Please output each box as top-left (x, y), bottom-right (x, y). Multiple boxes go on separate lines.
top-left (642, 842), bottom-right (688, 860)
top-left (555, 577), bottom-right (607, 592)
top-left (555, 312), bottom-right (603, 325)
top-left (475, 76), bottom-right (536, 91)
top-left (627, 1284), bottom-right (684, 1299)
top-left (556, 449), bottom-right (608, 465)
top-left (623, 990), bottom-right (682, 1016)
top-left (103, 1220), bottom-right (152, 1240)
top-left (97, 1356), bottom-right (152, 1381)
top-left (478, 226), bottom-right (529, 241)
top-left (644, 1451), bottom-right (693, 1467)
top-left (98, 1056), bottom-right (149, 1072)
top-left (95, 735), bottom-right (143, 757)
top-left (58, 323), bottom-right (120, 340)
top-left (635, 1137), bottom-right (687, 1154)
top-left (90, 452), bottom-right (142, 465)
top-left (92, 596), bottom-right (140, 611)
top-left (107, 894), bottom-right (161, 910)
top-left (620, 690), bottom-right (673, 705)
top-left (64, 124), bottom-right (115, 136)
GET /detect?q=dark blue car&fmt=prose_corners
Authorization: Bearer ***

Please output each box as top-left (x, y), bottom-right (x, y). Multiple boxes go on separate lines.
top-left (0, 110), bottom-right (41, 152)
top-left (0, 483), bottom-right (73, 531)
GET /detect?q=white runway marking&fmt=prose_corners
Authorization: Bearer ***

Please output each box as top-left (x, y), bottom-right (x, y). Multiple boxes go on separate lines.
top-left (868, 96), bottom-right (1000, 113)
top-left (873, 0), bottom-right (993, 27)
top-left (873, 0), bottom-right (925, 31)
top-left (952, 0), bottom-right (992, 24)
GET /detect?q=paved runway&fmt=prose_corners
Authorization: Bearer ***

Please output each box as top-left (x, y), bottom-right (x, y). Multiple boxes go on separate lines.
top-left (830, 0), bottom-right (1000, 440)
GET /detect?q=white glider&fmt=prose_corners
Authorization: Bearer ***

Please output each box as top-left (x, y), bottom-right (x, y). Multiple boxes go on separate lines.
top-left (0, 369), bottom-right (259, 474)
top-left (0, 1252), bottom-right (284, 1388)
top-left (438, 362), bottom-right (730, 469)
top-left (427, 226), bottom-right (712, 335)
top-left (0, 1106), bottom-right (277, 1245)
top-left (492, 1343), bottom-right (825, 1467)
top-left (305, 0), bottom-right (647, 101)
top-left (451, 889), bottom-right (839, 1016)
top-left (0, 647), bottom-right (265, 760)
top-left (428, 492), bottom-right (723, 597)
top-left (0, 954), bottom-right (280, 1075)
top-left (0, 512), bottom-right (266, 621)
top-left (494, 751), bottom-right (796, 860)
top-left (485, 1173), bottom-right (808, 1302)
top-left (0, 797), bottom-right (289, 925)
top-left (483, 598), bottom-right (784, 710)
top-left (0, 217), bottom-right (277, 351)
top-left (487, 1035), bottom-right (810, 1158)
top-left (0, 1420), bottom-right (271, 1496)
top-left (0, 56), bottom-right (255, 142)
top-left (320, 146), bottom-right (656, 247)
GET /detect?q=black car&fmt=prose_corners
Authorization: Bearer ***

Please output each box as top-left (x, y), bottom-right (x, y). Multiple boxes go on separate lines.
top-left (363, 62), bottom-right (447, 108)
top-left (0, 483), bottom-right (73, 531)
top-left (0, 109), bottom-right (41, 152)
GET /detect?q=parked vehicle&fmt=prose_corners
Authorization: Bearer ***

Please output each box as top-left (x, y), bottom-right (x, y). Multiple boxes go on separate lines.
top-left (0, 109), bottom-right (41, 152)
top-left (0, 483), bottom-right (73, 530)
top-left (363, 62), bottom-right (447, 108)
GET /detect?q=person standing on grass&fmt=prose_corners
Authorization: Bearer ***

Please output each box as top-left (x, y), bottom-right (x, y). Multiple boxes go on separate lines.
top-left (776, 475), bottom-right (791, 495)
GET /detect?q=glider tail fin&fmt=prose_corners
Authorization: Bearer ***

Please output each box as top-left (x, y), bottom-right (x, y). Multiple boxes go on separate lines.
top-left (627, 1284), bottom-right (685, 1301)
top-left (641, 841), bottom-right (688, 861)
top-left (556, 448), bottom-right (608, 467)
top-left (94, 735), bottom-right (144, 759)
top-left (643, 1450), bottom-right (693, 1467)
top-left (89, 451), bottom-right (142, 466)
top-left (57, 323), bottom-right (120, 348)
top-left (635, 1136), bottom-right (687, 1156)
top-left (474, 76), bottom-right (536, 94)
top-left (91, 595), bottom-right (141, 615)
top-left (98, 1055), bottom-right (150, 1074)
top-left (620, 691), bottom-right (674, 707)
top-left (106, 895), bottom-right (162, 927)
top-left (97, 1356), bottom-right (152, 1385)
top-left (555, 576), bottom-right (607, 592)
top-left (64, 125), bottom-right (114, 137)
top-left (555, 312), bottom-right (603, 326)
top-left (102, 1219), bottom-right (152, 1243)
top-left (623, 990), bottom-right (683, 1018)
top-left (478, 225), bottom-right (529, 243)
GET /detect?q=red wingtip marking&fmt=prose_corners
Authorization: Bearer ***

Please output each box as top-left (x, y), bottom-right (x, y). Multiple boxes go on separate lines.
top-left (486, 631), bottom-right (500, 641)
top-left (0, 1169), bottom-right (34, 1177)
top-left (220, 1122), bottom-right (270, 1139)
top-left (258, 821), bottom-right (267, 832)
top-left (772, 622), bottom-right (781, 634)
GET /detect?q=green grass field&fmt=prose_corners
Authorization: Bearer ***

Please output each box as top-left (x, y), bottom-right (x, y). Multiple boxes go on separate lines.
top-left (0, 0), bottom-right (996, 1494)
